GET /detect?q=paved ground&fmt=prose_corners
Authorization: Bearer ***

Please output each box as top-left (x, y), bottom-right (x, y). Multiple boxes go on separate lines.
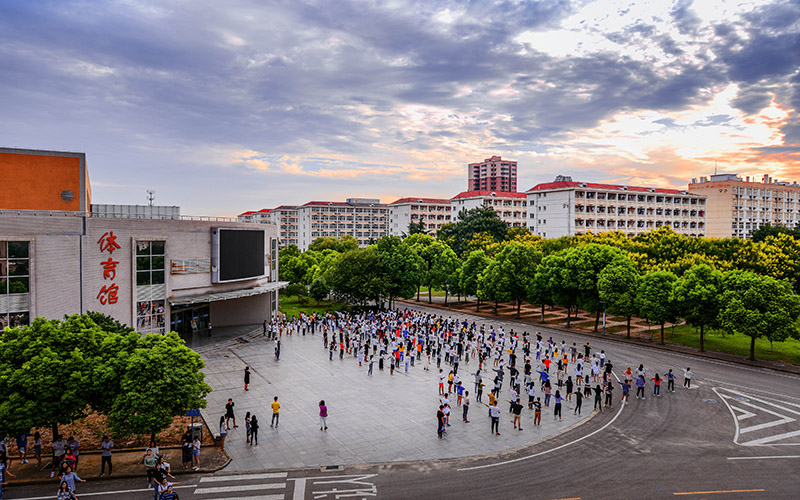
top-left (7, 303), bottom-right (800, 499)
top-left (197, 321), bottom-right (596, 470)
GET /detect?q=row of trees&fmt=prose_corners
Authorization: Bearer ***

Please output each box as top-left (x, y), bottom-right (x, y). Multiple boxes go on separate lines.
top-left (0, 313), bottom-right (210, 440)
top-left (279, 207), bottom-right (800, 361)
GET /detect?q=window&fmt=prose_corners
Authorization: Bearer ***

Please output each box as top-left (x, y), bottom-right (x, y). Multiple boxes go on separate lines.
top-left (0, 241), bottom-right (31, 328)
top-left (136, 241), bottom-right (166, 334)
top-left (136, 241), bottom-right (165, 286)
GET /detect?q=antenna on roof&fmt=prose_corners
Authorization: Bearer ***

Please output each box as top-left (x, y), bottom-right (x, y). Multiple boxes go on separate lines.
top-left (714, 160), bottom-right (717, 175)
top-left (147, 189), bottom-right (156, 207)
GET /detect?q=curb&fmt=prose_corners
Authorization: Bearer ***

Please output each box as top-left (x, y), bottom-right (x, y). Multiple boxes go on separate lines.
top-left (397, 299), bottom-right (800, 377)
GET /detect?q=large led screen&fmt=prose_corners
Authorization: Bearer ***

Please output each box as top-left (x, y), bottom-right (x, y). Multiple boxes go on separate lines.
top-left (212, 228), bottom-right (265, 282)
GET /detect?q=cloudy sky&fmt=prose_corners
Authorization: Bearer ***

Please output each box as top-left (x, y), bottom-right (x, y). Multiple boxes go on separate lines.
top-left (2, 0), bottom-right (799, 216)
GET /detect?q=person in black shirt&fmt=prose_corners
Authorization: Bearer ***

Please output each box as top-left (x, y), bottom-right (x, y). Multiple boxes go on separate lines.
top-left (509, 399), bottom-right (524, 430)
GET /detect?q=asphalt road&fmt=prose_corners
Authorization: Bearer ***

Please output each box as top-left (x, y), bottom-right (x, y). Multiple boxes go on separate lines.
top-left (7, 303), bottom-right (800, 500)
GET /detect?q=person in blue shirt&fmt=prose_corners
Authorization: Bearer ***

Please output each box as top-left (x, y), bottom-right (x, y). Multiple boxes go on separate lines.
top-left (59, 466), bottom-right (84, 493)
top-left (619, 380), bottom-right (631, 404)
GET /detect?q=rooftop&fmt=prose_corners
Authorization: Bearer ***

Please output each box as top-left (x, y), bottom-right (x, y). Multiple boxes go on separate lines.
top-left (525, 181), bottom-right (689, 195)
top-left (451, 190), bottom-right (527, 200)
top-left (388, 197), bottom-right (451, 205)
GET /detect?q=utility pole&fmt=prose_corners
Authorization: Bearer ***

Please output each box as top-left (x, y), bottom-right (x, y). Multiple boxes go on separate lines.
top-left (147, 189), bottom-right (156, 207)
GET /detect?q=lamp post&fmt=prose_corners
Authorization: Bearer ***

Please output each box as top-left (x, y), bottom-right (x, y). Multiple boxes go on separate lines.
top-left (600, 300), bottom-right (607, 337)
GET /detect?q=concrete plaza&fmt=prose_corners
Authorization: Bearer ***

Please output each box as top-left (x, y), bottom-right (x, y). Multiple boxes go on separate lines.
top-left (197, 323), bottom-right (597, 471)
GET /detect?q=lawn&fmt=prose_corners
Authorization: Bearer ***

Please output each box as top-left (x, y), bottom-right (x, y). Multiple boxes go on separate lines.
top-left (416, 286), bottom-right (448, 297)
top-left (279, 295), bottom-right (348, 318)
top-left (662, 324), bottom-right (800, 365)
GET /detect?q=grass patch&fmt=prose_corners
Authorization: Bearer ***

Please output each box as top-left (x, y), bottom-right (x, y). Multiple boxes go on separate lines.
top-left (279, 295), bottom-right (347, 318)
top-left (417, 286), bottom-right (448, 297)
top-left (664, 324), bottom-right (800, 365)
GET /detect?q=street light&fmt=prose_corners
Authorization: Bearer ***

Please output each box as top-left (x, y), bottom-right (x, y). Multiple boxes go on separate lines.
top-left (600, 300), bottom-right (607, 337)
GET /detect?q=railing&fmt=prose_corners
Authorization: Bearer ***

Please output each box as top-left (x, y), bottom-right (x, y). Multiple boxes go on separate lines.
top-left (0, 209), bottom-right (254, 223)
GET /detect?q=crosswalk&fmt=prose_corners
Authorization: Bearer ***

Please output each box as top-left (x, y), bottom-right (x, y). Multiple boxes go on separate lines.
top-left (714, 387), bottom-right (800, 447)
top-left (194, 471), bottom-right (288, 500)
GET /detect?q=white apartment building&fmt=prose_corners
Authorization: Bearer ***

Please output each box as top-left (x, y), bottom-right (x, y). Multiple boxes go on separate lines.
top-left (238, 207), bottom-right (299, 248)
top-left (387, 197), bottom-right (452, 236)
top-left (450, 190), bottom-right (528, 227)
top-left (297, 199), bottom-right (389, 250)
top-left (526, 177), bottom-right (707, 238)
top-left (688, 173), bottom-right (800, 238)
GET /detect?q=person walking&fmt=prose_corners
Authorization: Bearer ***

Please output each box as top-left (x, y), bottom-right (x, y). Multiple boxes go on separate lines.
top-left (250, 415), bottom-right (259, 446)
top-left (682, 367), bottom-right (693, 389)
top-left (99, 435), bottom-right (113, 477)
top-left (143, 448), bottom-right (158, 486)
top-left (319, 400), bottom-right (328, 431)
top-left (270, 396), bottom-right (281, 427)
top-left (218, 416), bottom-right (228, 452)
top-left (225, 398), bottom-right (237, 428)
top-left (244, 366), bottom-right (251, 391)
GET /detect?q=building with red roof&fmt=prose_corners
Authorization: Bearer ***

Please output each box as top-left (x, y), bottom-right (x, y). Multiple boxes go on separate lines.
top-left (450, 190), bottom-right (527, 227)
top-left (387, 197), bottom-right (451, 236)
top-left (525, 175), bottom-right (707, 238)
top-left (468, 156), bottom-right (517, 192)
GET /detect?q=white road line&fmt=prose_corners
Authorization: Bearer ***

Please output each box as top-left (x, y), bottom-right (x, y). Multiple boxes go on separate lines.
top-left (740, 430), bottom-right (800, 446)
top-left (727, 455), bottom-right (800, 460)
top-left (729, 405), bottom-right (757, 421)
top-left (703, 379), bottom-right (800, 402)
top-left (199, 472), bottom-right (288, 483)
top-left (715, 387), bottom-right (800, 446)
top-left (9, 485), bottom-right (194, 500)
top-left (194, 483), bottom-right (286, 495)
top-left (457, 372), bottom-right (624, 472)
top-left (209, 496), bottom-right (284, 500)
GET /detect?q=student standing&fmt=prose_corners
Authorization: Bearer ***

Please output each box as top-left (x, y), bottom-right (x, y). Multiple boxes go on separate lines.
top-left (533, 398), bottom-right (542, 426)
top-left (437, 406), bottom-right (445, 439)
top-left (225, 399), bottom-right (237, 428)
top-left (250, 416), bottom-right (259, 446)
top-left (682, 367), bottom-right (693, 389)
top-left (99, 436), bottom-right (113, 477)
top-left (486, 402), bottom-right (501, 435)
top-left (635, 376), bottom-right (646, 399)
top-left (270, 397), bottom-right (281, 427)
top-left (462, 391), bottom-right (470, 423)
top-left (244, 366), bottom-right (251, 391)
top-left (665, 369), bottom-right (676, 392)
top-left (593, 384), bottom-right (603, 411)
top-left (245, 412), bottom-right (252, 444)
top-left (553, 391), bottom-right (563, 420)
top-left (319, 400), bottom-right (328, 431)
top-left (509, 399), bottom-right (524, 430)
top-left (218, 416), bottom-right (228, 452)
top-left (573, 389), bottom-right (583, 415)
top-left (651, 374), bottom-right (662, 397)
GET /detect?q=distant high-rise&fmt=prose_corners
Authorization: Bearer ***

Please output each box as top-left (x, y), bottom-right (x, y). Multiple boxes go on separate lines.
top-left (467, 156), bottom-right (517, 192)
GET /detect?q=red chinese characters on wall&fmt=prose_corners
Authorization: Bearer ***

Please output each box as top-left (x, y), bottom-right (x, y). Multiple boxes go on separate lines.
top-left (97, 232), bottom-right (121, 305)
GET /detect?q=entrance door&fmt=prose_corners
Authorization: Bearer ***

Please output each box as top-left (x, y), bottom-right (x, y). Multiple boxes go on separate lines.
top-left (170, 304), bottom-right (210, 339)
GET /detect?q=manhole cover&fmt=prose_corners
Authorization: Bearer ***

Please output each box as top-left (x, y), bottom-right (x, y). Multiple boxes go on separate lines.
top-left (703, 399), bottom-right (718, 404)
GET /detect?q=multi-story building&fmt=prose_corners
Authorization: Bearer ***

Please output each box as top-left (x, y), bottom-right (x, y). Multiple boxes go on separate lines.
top-left (450, 190), bottom-right (527, 227)
top-left (297, 198), bottom-right (389, 250)
top-left (238, 207), bottom-right (299, 248)
top-left (526, 176), bottom-right (707, 238)
top-left (387, 197), bottom-right (452, 236)
top-left (689, 173), bottom-right (800, 238)
top-left (467, 156), bottom-right (517, 192)
top-left (0, 147), bottom-right (285, 334)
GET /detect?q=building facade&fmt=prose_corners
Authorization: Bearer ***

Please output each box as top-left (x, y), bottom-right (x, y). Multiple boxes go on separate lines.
top-left (1, 148), bottom-right (285, 335)
top-left (467, 156), bottom-right (517, 192)
top-left (526, 179), bottom-right (707, 238)
top-left (387, 197), bottom-right (451, 236)
top-left (297, 200), bottom-right (389, 250)
top-left (450, 190), bottom-right (527, 227)
top-left (688, 173), bottom-right (800, 238)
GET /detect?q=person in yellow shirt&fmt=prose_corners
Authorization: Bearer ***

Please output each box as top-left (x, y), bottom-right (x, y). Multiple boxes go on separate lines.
top-left (270, 397), bottom-right (281, 427)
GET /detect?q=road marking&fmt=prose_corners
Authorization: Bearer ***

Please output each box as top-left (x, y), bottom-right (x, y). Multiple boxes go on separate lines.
top-left (547, 497), bottom-right (581, 500)
top-left (290, 474), bottom-right (378, 500)
top-left (194, 483), bottom-right (286, 495)
top-left (673, 489), bottom-right (765, 495)
top-left (9, 485), bottom-right (195, 500)
top-left (200, 472), bottom-right (288, 482)
top-left (210, 496), bottom-right (284, 500)
top-left (727, 455), bottom-right (800, 460)
top-left (714, 387), bottom-right (800, 446)
top-left (457, 372), bottom-right (623, 471)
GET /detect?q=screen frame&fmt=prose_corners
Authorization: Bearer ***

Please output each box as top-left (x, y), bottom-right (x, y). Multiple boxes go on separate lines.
top-left (210, 227), bottom-right (267, 283)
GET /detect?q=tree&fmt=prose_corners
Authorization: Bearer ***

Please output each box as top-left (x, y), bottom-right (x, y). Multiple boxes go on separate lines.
top-left (438, 205), bottom-right (508, 256)
top-left (671, 264), bottom-right (723, 351)
top-left (403, 233), bottom-right (436, 300)
top-left (528, 264), bottom-right (555, 323)
top-left (460, 250), bottom-right (491, 311)
top-left (718, 270), bottom-right (800, 361)
top-left (561, 244), bottom-right (627, 331)
top-left (429, 244), bottom-right (460, 305)
top-left (325, 249), bottom-right (385, 306)
top-left (108, 332), bottom-right (210, 441)
top-left (637, 270), bottom-right (678, 344)
top-left (407, 220), bottom-right (427, 236)
top-left (85, 311), bottom-right (135, 334)
top-left (481, 242), bottom-right (542, 317)
top-left (598, 256), bottom-right (640, 337)
top-left (376, 236), bottom-right (424, 308)
top-left (309, 277), bottom-right (330, 304)
top-left (749, 222), bottom-right (800, 242)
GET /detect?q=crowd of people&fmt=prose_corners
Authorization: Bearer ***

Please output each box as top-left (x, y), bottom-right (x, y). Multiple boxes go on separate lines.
top-left (265, 309), bottom-right (696, 439)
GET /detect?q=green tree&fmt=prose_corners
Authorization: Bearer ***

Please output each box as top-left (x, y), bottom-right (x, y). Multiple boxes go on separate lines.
top-left (482, 241), bottom-right (542, 317)
top-left (429, 244), bottom-right (460, 305)
top-left (460, 250), bottom-right (491, 311)
top-left (598, 256), bottom-right (640, 337)
top-left (85, 311), bottom-right (135, 334)
top-left (671, 264), bottom-right (723, 351)
top-left (749, 222), bottom-right (800, 242)
top-left (403, 233), bottom-right (436, 300)
top-left (309, 277), bottom-right (330, 304)
top-left (637, 270), bottom-right (678, 344)
top-left (407, 220), bottom-right (427, 236)
top-left (438, 205), bottom-right (507, 256)
top-left (718, 270), bottom-right (800, 361)
top-left (562, 244), bottom-right (627, 331)
top-left (108, 332), bottom-right (210, 441)
top-left (325, 249), bottom-right (385, 305)
top-left (376, 236), bottom-right (424, 308)
top-left (528, 263), bottom-right (555, 323)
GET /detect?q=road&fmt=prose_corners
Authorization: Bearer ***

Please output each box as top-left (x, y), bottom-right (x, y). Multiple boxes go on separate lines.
top-left (7, 303), bottom-right (800, 499)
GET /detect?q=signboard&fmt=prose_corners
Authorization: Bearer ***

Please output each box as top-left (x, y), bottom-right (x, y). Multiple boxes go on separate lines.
top-left (185, 409), bottom-right (201, 417)
top-left (96, 231), bottom-right (121, 305)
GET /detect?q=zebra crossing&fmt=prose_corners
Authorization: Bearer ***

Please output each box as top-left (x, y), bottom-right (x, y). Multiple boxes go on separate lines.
top-left (193, 471), bottom-right (288, 500)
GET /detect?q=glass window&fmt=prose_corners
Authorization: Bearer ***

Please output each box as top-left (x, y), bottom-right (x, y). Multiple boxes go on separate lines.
top-left (136, 240), bottom-right (166, 285)
top-left (0, 241), bottom-right (30, 326)
top-left (8, 242), bottom-right (28, 259)
top-left (136, 299), bottom-right (166, 335)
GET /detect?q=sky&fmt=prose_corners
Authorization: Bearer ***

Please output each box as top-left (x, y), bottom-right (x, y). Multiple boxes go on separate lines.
top-left (1, 0), bottom-right (799, 216)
